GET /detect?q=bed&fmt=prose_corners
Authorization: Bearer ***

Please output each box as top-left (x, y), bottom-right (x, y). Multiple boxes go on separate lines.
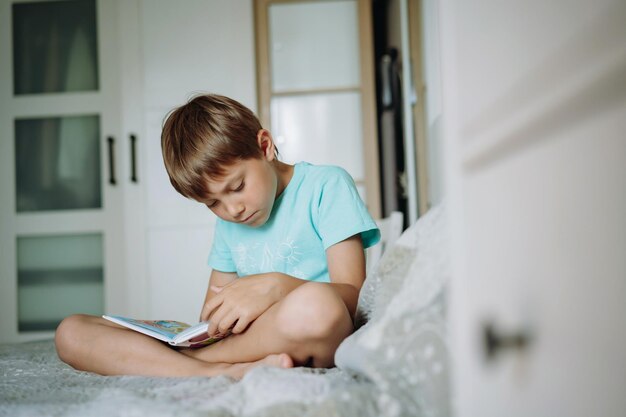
top-left (0, 206), bottom-right (450, 417)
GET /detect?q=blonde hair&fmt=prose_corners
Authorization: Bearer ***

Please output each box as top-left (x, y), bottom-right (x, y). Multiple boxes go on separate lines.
top-left (161, 94), bottom-right (263, 200)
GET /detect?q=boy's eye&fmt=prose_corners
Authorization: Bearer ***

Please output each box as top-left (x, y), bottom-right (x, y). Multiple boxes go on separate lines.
top-left (233, 181), bottom-right (245, 192)
top-left (207, 201), bottom-right (218, 208)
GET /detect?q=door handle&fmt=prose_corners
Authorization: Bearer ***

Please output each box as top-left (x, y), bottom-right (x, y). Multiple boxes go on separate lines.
top-left (483, 322), bottom-right (533, 361)
top-left (107, 136), bottom-right (116, 185)
top-left (129, 134), bottom-right (138, 183)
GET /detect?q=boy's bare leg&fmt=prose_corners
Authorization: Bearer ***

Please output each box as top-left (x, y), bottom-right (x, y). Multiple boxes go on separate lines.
top-left (181, 282), bottom-right (354, 367)
top-left (55, 315), bottom-right (293, 378)
top-left (56, 282), bottom-right (351, 377)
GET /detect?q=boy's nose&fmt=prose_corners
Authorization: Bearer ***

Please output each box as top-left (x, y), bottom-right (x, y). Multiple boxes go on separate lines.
top-left (226, 202), bottom-right (245, 219)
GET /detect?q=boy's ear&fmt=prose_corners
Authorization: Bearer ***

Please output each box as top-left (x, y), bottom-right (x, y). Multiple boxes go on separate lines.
top-left (257, 129), bottom-right (276, 162)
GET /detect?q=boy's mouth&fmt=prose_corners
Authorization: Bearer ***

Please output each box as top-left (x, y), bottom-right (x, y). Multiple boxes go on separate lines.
top-left (241, 211), bottom-right (257, 224)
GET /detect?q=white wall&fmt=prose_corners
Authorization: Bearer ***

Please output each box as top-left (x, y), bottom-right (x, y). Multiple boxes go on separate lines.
top-left (139, 0), bottom-right (257, 323)
top-left (141, 0), bottom-right (257, 111)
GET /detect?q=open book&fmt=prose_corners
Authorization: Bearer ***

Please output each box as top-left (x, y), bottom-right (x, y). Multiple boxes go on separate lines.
top-left (103, 315), bottom-right (226, 348)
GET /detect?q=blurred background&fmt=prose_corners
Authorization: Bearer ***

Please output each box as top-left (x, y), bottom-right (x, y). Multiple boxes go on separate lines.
top-left (0, 0), bottom-right (444, 338)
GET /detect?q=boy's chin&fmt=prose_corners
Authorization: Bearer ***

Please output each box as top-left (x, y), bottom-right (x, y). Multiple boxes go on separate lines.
top-left (247, 217), bottom-right (266, 228)
top-left (248, 211), bottom-right (270, 227)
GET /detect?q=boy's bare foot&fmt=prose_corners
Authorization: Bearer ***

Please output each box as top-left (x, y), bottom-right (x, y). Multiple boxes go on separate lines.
top-left (260, 352), bottom-right (294, 369)
top-left (210, 353), bottom-right (294, 379)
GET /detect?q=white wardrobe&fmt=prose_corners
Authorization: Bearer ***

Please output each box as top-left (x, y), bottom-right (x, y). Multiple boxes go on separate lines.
top-left (0, 0), bottom-right (261, 343)
top-left (440, 0), bottom-right (626, 415)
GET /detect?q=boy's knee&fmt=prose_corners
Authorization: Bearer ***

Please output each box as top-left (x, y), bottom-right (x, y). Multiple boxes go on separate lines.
top-left (278, 283), bottom-right (353, 342)
top-left (55, 314), bottom-right (90, 364)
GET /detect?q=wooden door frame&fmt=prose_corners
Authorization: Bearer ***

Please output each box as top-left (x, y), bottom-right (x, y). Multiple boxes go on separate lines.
top-left (408, 0), bottom-right (430, 215)
top-left (254, 0), bottom-right (381, 219)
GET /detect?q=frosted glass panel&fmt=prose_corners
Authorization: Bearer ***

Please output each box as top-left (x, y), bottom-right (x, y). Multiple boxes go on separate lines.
top-left (269, 1), bottom-right (360, 92)
top-left (12, 0), bottom-right (99, 95)
top-left (15, 115), bottom-right (101, 212)
top-left (271, 92), bottom-right (364, 180)
top-left (17, 234), bottom-right (104, 332)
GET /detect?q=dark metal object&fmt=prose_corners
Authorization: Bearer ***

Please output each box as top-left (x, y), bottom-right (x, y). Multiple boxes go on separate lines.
top-left (483, 322), bottom-right (532, 361)
top-left (130, 134), bottom-right (138, 183)
top-left (107, 136), bottom-right (116, 185)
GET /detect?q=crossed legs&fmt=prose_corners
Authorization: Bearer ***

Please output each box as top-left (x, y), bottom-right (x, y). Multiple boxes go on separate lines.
top-left (55, 282), bottom-right (353, 378)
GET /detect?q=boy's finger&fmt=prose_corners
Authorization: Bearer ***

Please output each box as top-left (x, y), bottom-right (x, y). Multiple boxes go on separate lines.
top-left (232, 316), bottom-right (250, 334)
top-left (200, 296), bottom-right (222, 322)
top-left (218, 310), bottom-right (239, 335)
top-left (206, 308), bottom-right (226, 336)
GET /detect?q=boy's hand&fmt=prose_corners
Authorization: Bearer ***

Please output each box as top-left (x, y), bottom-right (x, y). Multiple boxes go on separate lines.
top-left (200, 275), bottom-right (283, 338)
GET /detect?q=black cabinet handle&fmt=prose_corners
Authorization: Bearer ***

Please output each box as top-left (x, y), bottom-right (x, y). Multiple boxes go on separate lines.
top-left (107, 136), bottom-right (116, 185)
top-left (130, 134), bottom-right (138, 183)
top-left (483, 322), bottom-right (532, 361)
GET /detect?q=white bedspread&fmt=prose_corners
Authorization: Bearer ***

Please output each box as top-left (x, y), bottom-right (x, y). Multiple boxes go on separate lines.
top-left (0, 206), bottom-right (450, 417)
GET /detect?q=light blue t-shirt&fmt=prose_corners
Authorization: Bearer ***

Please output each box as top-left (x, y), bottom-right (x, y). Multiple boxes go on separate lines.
top-left (207, 162), bottom-right (380, 283)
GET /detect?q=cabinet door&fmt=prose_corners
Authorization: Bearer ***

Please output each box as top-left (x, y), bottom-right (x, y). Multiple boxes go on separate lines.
top-left (0, 0), bottom-right (126, 343)
top-left (442, 0), bottom-right (626, 415)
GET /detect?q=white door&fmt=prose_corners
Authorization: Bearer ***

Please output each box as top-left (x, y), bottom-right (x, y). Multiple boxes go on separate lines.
top-left (0, 0), bottom-right (127, 343)
top-left (441, 0), bottom-right (626, 415)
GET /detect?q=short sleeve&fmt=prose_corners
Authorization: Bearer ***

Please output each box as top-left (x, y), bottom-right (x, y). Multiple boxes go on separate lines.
top-left (316, 168), bottom-right (380, 250)
top-left (207, 220), bottom-right (237, 272)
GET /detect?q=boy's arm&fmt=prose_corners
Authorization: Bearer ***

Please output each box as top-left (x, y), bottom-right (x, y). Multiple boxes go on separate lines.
top-left (202, 234), bottom-right (366, 336)
top-left (265, 234), bottom-right (365, 318)
top-left (323, 234), bottom-right (366, 317)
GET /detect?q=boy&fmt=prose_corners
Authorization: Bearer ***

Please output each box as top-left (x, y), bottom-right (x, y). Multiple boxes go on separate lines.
top-left (55, 94), bottom-right (380, 378)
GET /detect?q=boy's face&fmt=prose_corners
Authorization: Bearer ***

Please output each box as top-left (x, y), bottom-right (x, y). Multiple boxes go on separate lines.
top-left (202, 140), bottom-right (278, 227)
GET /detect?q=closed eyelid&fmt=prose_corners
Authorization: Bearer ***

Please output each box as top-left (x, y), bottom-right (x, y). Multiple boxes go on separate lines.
top-left (206, 181), bottom-right (241, 206)
top-left (233, 181), bottom-right (245, 191)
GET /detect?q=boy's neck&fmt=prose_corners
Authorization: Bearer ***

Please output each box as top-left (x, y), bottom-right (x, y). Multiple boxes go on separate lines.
top-left (274, 161), bottom-right (295, 199)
